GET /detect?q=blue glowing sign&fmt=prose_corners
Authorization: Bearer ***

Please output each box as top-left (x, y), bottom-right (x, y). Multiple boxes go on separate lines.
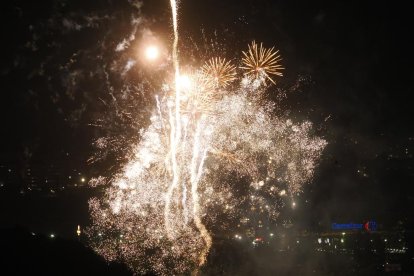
top-left (331, 221), bottom-right (377, 232)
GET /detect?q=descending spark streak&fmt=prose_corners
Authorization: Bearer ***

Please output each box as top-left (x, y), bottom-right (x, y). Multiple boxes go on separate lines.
top-left (169, 0), bottom-right (180, 137)
top-left (165, 100), bottom-right (177, 236)
top-left (190, 122), bottom-right (211, 266)
top-left (166, 0), bottom-right (212, 257)
top-left (155, 95), bottom-right (164, 129)
top-left (194, 149), bottom-right (210, 266)
top-left (165, 0), bottom-right (181, 237)
top-left (182, 182), bottom-right (188, 225)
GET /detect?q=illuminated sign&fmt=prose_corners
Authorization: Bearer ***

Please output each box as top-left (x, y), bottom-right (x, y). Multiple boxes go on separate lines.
top-left (331, 221), bottom-right (377, 232)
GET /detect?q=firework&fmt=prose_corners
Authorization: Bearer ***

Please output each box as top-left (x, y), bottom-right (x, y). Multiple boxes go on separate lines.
top-left (87, 63), bottom-right (326, 275)
top-left (241, 41), bottom-right (284, 84)
top-left (200, 57), bottom-right (237, 89)
top-left (86, 2), bottom-right (326, 275)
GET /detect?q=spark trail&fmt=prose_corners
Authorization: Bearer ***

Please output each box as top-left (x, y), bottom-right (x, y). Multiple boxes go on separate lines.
top-left (166, 0), bottom-right (181, 234)
top-left (164, 1), bottom-right (212, 263)
top-left (164, 0), bottom-right (181, 238)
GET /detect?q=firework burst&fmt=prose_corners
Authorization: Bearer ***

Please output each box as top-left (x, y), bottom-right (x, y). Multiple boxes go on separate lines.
top-left (86, 2), bottom-right (326, 275)
top-left (87, 56), bottom-right (326, 275)
top-left (200, 57), bottom-right (237, 89)
top-left (241, 41), bottom-right (284, 84)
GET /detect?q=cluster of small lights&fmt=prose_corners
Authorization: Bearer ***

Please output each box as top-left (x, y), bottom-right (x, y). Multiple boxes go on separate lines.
top-left (234, 234), bottom-right (243, 240)
top-left (386, 247), bottom-right (407, 254)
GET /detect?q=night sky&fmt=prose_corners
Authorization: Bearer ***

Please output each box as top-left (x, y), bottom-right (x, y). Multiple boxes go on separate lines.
top-left (1, 0), bottom-right (413, 250)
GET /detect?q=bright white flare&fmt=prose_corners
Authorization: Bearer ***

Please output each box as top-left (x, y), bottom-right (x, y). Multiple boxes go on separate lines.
top-left (145, 45), bottom-right (159, 60)
top-left (177, 75), bottom-right (192, 90)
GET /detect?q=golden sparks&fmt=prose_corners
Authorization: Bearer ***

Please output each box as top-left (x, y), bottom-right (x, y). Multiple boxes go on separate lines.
top-left (241, 41), bottom-right (284, 84)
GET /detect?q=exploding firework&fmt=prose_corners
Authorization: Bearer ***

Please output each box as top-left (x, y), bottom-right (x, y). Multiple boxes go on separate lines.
top-left (86, 2), bottom-right (326, 275)
top-left (241, 41), bottom-right (284, 84)
top-left (200, 57), bottom-right (237, 89)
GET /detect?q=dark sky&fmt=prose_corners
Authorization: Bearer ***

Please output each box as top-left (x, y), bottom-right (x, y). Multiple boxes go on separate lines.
top-left (0, 0), bottom-right (413, 234)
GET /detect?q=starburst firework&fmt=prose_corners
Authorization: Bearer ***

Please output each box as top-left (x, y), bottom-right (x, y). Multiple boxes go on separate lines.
top-left (241, 41), bottom-right (284, 84)
top-left (200, 57), bottom-right (237, 89)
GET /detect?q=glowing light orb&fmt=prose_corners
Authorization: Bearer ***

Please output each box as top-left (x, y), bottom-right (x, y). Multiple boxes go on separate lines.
top-left (145, 45), bottom-right (159, 61)
top-left (177, 75), bottom-right (192, 90)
